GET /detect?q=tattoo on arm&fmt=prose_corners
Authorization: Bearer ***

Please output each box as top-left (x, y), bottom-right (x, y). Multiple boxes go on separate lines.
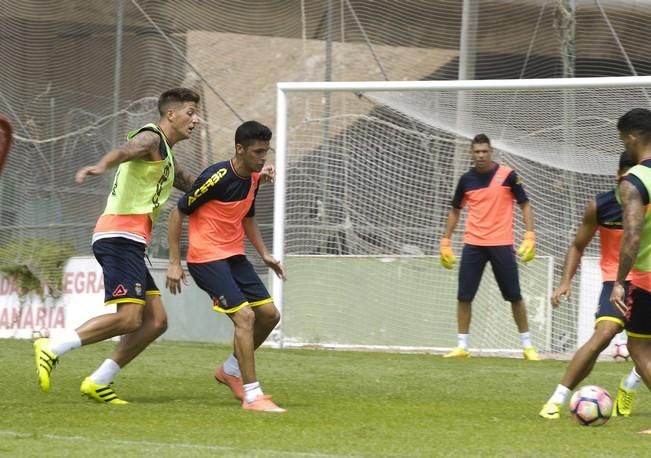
top-left (122, 131), bottom-right (160, 161)
top-left (173, 160), bottom-right (196, 192)
top-left (617, 181), bottom-right (644, 282)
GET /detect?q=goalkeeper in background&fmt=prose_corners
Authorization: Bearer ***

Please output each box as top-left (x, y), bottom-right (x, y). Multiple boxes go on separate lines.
top-left (539, 151), bottom-right (641, 420)
top-left (439, 133), bottom-right (540, 360)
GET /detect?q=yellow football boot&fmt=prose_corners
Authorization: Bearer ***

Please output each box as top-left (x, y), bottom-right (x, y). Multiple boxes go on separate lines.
top-left (33, 338), bottom-right (58, 392)
top-left (443, 347), bottom-right (470, 358)
top-left (523, 346), bottom-right (541, 361)
top-left (613, 378), bottom-right (636, 417)
top-left (80, 377), bottom-right (129, 405)
top-left (539, 402), bottom-right (560, 419)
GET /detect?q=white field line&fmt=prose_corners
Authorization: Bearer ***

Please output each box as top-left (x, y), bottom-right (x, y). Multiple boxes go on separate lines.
top-left (0, 430), bottom-right (359, 458)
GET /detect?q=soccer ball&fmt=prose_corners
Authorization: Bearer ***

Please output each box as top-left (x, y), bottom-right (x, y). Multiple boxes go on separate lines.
top-left (612, 342), bottom-right (630, 361)
top-left (31, 328), bottom-right (50, 340)
top-left (569, 385), bottom-right (613, 426)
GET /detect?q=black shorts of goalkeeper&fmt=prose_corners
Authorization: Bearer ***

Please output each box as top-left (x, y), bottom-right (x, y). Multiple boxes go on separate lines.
top-left (457, 244), bottom-right (521, 303)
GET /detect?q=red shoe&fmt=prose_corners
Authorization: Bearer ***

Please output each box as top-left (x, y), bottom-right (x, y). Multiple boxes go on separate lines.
top-left (242, 394), bottom-right (286, 412)
top-left (214, 366), bottom-right (244, 401)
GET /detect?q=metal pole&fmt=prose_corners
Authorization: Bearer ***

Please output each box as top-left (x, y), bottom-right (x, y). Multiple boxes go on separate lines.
top-left (556, 0), bottom-right (577, 352)
top-left (321, 0), bottom-right (333, 249)
top-left (325, 0), bottom-right (333, 85)
top-left (324, 1), bottom-right (333, 139)
top-left (112, 0), bottom-right (124, 148)
top-left (273, 86), bottom-right (288, 348)
top-left (560, 0), bottom-right (576, 79)
top-left (454, 0), bottom-right (478, 181)
top-left (559, 0), bottom-right (577, 227)
top-left (559, 0), bottom-right (576, 152)
top-left (459, 0), bottom-right (478, 82)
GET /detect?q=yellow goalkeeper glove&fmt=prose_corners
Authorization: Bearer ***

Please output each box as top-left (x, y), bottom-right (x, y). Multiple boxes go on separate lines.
top-left (439, 238), bottom-right (456, 269)
top-left (517, 231), bottom-right (536, 262)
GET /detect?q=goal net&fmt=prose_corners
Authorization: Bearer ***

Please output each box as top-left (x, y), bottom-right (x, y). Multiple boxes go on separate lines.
top-left (272, 77), bottom-right (651, 356)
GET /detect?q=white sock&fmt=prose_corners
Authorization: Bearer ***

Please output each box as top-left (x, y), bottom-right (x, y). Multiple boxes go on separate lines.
top-left (48, 330), bottom-right (82, 356)
top-left (223, 353), bottom-right (241, 377)
top-left (548, 384), bottom-right (571, 406)
top-left (89, 359), bottom-right (121, 385)
top-left (457, 334), bottom-right (469, 349)
top-left (244, 381), bottom-right (263, 404)
top-left (520, 332), bottom-right (532, 349)
top-left (623, 367), bottom-right (642, 390)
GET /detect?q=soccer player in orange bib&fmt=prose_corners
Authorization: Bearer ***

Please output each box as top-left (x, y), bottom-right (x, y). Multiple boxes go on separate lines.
top-left (166, 120), bottom-right (286, 412)
top-left (34, 88), bottom-right (200, 403)
top-left (439, 134), bottom-right (540, 360)
top-left (610, 108), bottom-right (651, 435)
top-left (539, 151), bottom-right (641, 419)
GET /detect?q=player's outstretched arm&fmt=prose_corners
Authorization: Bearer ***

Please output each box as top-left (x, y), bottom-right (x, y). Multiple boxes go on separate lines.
top-left (75, 130), bottom-right (160, 183)
top-left (243, 216), bottom-right (286, 280)
top-left (551, 200), bottom-right (598, 306)
top-left (166, 207), bottom-right (188, 294)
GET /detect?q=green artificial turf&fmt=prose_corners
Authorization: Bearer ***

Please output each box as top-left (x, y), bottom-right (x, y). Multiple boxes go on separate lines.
top-left (1, 339), bottom-right (649, 457)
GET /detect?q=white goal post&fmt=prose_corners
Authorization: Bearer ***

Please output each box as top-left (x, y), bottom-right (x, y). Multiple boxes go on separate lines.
top-left (272, 76), bottom-right (651, 355)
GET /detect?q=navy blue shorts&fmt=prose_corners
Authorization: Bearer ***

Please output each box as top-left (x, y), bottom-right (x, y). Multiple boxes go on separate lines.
top-left (626, 285), bottom-right (651, 337)
top-left (595, 281), bottom-right (627, 327)
top-left (188, 255), bottom-right (272, 314)
top-left (92, 238), bottom-right (159, 305)
top-left (458, 244), bottom-right (521, 302)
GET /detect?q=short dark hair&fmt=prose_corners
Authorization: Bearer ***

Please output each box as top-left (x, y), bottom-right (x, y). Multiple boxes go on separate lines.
top-left (619, 150), bottom-right (636, 171)
top-left (471, 133), bottom-right (491, 146)
top-left (616, 108), bottom-right (651, 140)
top-left (235, 120), bottom-right (272, 148)
top-left (158, 88), bottom-right (200, 116)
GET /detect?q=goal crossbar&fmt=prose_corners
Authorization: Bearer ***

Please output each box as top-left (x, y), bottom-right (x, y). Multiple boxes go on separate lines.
top-left (277, 75), bottom-right (651, 93)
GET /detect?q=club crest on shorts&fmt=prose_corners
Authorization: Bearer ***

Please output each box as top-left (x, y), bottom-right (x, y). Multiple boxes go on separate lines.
top-left (135, 283), bottom-right (142, 296)
top-left (112, 284), bottom-right (128, 297)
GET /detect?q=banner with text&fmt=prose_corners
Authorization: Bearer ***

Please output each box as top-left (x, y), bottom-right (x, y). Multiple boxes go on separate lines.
top-left (0, 257), bottom-right (113, 339)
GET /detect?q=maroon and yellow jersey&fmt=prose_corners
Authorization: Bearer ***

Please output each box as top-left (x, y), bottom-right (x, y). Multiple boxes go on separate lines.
top-left (178, 160), bottom-right (260, 263)
top-left (451, 163), bottom-right (528, 246)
